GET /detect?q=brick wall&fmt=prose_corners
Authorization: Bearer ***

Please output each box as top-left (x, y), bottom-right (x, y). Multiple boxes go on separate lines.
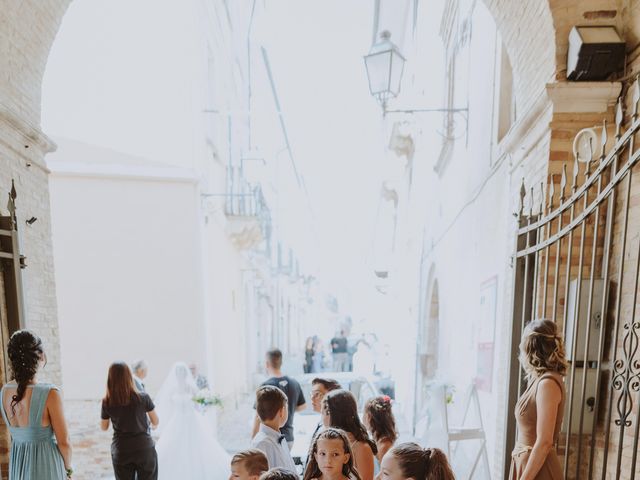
top-left (0, 0), bottom-right (71, 473)
top-left (480, 2), bottom-right (640, 477)
top-left (0, 1), bottom-right (71, 124)
top-left (482, 0), bottom-right (557, 119)
top-left (0, 115), bottom-right (63, 474)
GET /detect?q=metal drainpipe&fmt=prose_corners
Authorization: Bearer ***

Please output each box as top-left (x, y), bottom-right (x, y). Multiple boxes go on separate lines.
top-left (247, 0), bottom-right (257, 152)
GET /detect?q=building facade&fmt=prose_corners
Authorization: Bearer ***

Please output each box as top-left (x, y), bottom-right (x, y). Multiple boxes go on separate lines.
top-left (39, 0), bottom-right (323, 398)
top-left (3, 0), bottom-right (640, 478)
top-left (373, 0), bottom-right (640, 478)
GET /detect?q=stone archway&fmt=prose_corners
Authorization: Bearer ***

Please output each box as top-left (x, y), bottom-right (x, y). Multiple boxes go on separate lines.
top-left (0, 1), bottom-right (72, 125)
top-left (480, 0), bottom-right (556, 116)
top-left (478, 0), bottom-right (632, 119)
top-left (0, 4), bottom-right (72, 468)
top-left (415, 269), bottom-right (441, 420)
top-left (421, 281), bottom-right (440, 381)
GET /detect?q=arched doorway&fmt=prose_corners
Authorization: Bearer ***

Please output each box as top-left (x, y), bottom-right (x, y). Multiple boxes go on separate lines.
top-left (415, 276), bottom-right (440, 420)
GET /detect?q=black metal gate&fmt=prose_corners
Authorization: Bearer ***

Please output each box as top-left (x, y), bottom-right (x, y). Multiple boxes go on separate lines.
top-left (0, 180), bottom-right (26, 379)
top-left (505, 79), bottom-right (640, 479)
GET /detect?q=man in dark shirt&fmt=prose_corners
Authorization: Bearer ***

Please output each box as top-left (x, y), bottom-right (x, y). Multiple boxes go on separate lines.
top-left (330, 330), bottom-right (349, 372)
top-left (252, 348), bottom-right (306, 450)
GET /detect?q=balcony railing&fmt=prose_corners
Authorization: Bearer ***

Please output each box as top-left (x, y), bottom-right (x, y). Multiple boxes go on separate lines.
top-left (225, 185), bottom-right (268, 219)
top-left (210, 167), bottom-right (271, 251)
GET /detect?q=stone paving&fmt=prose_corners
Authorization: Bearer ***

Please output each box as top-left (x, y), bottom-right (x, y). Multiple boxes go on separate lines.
top-left (65, 394), bottom-right (255, 480)
top-left (64, 400), bottom-right (114, 480)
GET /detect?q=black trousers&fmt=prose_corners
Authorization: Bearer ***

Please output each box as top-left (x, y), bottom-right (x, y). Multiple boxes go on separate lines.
top-left (112, 446), bottom-right (158, 480)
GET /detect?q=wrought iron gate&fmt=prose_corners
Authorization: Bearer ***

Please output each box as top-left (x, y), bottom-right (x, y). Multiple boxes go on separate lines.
top-left (506, 79), bottom-right (640, 479)
top-left (0, 180), bottom-right (26, 378)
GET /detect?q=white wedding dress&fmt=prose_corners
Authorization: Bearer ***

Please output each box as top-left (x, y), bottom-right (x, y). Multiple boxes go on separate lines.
top-left (154, 363), bottom-right (230, 479)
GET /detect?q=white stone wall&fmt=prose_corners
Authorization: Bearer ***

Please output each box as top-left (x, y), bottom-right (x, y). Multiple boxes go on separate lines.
top-left (378, 1), bottom-right (557, 477)
top-left (47, 140), bottom-right (207, 398)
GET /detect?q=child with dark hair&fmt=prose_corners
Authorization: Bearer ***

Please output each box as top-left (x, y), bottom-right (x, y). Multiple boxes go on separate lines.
top-left (252, 349), bottom-right (306, 449)
top-left (363, 396), bottom-right (398, 465)
top-left (302, 377), bottom-right (343, 471)
top-left (251, 386), bottom-right (297, 472)
top-left (310, 378), bottom-right (341, 413)
top-left (380, 443), bottom-right (454, 480)
top-left (322, 389), bottom-right (376, 480)
top-left (231, 449), bottom-right (269, 480)
top-left (303, 428), bottom-right (361, 480)
top-left (259, 467), bottom-right (300, 480)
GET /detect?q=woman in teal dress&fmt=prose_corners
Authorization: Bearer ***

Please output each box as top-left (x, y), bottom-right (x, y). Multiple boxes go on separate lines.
top-left (0, 330), bottom-right (73, 479)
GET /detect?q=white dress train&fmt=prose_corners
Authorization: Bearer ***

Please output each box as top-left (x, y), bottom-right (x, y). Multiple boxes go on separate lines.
top-left (154, 363), bottom-right (230, 479)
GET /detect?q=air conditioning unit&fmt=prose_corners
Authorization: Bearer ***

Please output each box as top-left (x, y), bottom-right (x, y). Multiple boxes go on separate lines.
top-left (567, 26), bottom-right (625, 81)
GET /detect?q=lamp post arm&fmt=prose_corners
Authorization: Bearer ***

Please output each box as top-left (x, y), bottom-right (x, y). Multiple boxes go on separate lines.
top-left (382, 107), bottom-right (469, 126)
top-left (383, 107), bottom-right (468, 114)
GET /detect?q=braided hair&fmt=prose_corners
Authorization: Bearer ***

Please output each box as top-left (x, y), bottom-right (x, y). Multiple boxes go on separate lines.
top-left (7, 330), bottom-right (45, 416)
top-left (389, 442), bottom-right (455, 480)
top-left (364, 395), bottom-right (397, 444)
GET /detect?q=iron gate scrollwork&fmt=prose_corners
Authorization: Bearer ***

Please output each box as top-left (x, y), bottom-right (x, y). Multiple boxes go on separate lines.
top-left (506, 78), bottom-right (640, 479)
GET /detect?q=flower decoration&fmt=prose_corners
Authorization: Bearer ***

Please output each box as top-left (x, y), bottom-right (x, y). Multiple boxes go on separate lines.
top-left (192, 388), bottom-right (223, 413)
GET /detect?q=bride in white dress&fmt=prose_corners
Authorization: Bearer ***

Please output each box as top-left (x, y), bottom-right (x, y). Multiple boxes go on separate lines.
top-left (154, 362), bottom-right (230, 479)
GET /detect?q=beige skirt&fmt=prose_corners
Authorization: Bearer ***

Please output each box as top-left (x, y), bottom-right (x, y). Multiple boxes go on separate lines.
top-left (509, 443), bottom-right (563, 480)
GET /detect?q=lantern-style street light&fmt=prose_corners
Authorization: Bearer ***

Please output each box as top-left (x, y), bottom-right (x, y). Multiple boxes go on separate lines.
top-left (364, 30), bottom-right (468, 123)
top-left (364, 30), bottom-right (406, 110)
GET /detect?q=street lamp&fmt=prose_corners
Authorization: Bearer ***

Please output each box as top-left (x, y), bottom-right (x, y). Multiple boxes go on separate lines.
top-left (364, 30), bottom-right (468, 123)
top-left (364, 30), bottom-right (406, 110)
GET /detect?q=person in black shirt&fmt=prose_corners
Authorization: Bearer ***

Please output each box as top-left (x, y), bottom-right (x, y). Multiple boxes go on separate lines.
top-left (330, 330), bottom-right (349, 372)
top-left (251, 349), bottom-right (306, 449)
top-left (303, 337), bottom-right (314, 374)
top-left (101, 362), bottom-right (159, 480)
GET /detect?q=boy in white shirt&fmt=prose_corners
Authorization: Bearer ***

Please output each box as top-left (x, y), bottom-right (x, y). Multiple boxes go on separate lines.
top-left (251, 386), bottom-right (297, 473)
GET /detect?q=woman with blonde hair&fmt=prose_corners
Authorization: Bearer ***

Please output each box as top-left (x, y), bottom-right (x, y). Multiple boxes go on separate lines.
top-left (510, 319), bottom-right (568, 480)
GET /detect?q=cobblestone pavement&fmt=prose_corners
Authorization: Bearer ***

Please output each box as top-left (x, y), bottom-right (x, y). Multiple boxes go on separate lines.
top-left (65, 400), bottom-right (114, 480)
top-left (65, 394), bottom-right (255, 480)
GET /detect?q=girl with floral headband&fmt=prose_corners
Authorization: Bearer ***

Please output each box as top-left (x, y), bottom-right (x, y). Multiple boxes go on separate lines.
top-left (510, 319), bottom-right (567, 480)
top-left (363, 396), bottom-right (397, 468)
top-left (379, 442), bottom-right (454, 480)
